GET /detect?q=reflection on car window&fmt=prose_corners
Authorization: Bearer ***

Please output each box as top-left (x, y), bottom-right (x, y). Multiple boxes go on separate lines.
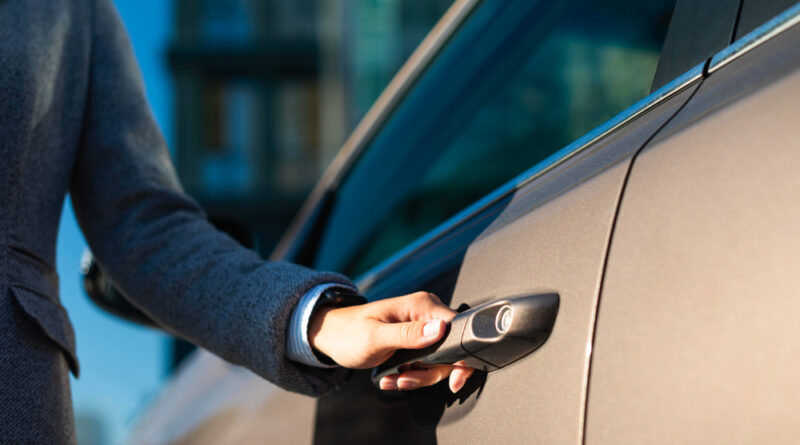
top-left (314, 0), bottom-right (677, 277)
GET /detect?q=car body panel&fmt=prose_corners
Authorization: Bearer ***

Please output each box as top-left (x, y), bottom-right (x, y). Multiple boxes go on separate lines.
top-left (436, 89), bottom-right (701, 445)
top-left (435, 164), bottom-right (640, 445)
top-left (126, 351), bottom-right (315, 445)
top-left (312, 78), bottom-right (700, 444)
top-left (585, 10), bottom-right (800, 445)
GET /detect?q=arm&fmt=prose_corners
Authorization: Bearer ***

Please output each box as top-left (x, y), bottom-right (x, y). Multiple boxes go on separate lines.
top-left (72, 0), bottom-right (472, 395)
top-left (70, 0), bottom-right (351, 396)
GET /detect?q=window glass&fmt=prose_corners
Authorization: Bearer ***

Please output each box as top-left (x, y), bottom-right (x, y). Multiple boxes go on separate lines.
top-left (344, 0), bottom-right (454, 123)
top-left (314, 0), bottom-right (676, 277)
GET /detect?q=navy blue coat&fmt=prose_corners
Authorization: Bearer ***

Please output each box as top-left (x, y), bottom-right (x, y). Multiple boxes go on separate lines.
top-left (0, 1), bottom-right (352, 442)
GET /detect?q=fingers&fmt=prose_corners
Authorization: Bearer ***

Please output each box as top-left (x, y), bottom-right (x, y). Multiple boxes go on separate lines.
top-left (368, 293), bottom-right (475, 393)
top-left (396, 365), bottom-right (453, 390)
top-left (379, 374), bottom-right (399, 391)
top-left (373, 318), bottom-right (447, 352)
top-left (448, 362), bottom-right (474, 393)
top-left (369, 292), bottom-right (456, 323)
top-left (378, 363), bottom-right (474, 393)
top-left (367, 292), bottom-right (455, 354)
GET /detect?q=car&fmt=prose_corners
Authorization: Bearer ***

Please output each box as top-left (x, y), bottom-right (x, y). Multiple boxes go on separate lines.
top-left (109, 0), bottom-right (800, 443)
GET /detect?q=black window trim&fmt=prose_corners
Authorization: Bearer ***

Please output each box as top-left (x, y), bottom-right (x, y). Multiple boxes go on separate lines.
top-left (709, 1), bottom-right (800, 73)
top-left (650, 0), bottom-right (740, 92)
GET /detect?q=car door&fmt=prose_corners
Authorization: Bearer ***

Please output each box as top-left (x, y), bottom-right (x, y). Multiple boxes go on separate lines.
top-left (272, 0), bottom-right (702, 443)
top-left (125, 0), bottom-right (760, 443)
top-left (585, 4), bottom-right (800, 444)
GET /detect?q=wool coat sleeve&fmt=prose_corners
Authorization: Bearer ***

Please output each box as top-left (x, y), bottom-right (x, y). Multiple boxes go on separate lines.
top-left (68, 0), bottom-right (354, 396)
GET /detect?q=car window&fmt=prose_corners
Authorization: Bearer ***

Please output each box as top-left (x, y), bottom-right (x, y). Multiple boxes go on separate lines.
top-left (314, 0), bottom-right (677, 277)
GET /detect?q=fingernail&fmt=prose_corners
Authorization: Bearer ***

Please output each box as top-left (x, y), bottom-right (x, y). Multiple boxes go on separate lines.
top-left (451, 376), bottom-right (466, 393)
top-left (423, 320), bottom-right (441, 338)
top-left (397, 377), bottom-right (420, 390)
top-left (380, 377), bottom-right (398, 391)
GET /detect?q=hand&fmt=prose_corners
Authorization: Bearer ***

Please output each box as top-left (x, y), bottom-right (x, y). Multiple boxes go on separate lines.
top-left (309, 291), bottom-right (474, 393)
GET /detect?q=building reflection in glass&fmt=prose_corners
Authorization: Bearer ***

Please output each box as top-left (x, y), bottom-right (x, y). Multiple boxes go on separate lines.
top-left (165, 0), bottom-right (453, 369)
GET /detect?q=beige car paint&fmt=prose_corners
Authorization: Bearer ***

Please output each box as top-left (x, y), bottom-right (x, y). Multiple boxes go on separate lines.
top-left (431, 81), bottom-right (699, 444)
top-left (585, 20), bottom-right (800, 445)
top-left (124, 82), bottom-right (699, 444)
top-left (436, 162), bottom-right (630, 445)
top-left (126, 350), bottom-right (315, 445)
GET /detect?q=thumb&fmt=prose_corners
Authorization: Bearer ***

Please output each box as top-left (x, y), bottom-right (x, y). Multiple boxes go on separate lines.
top-left (373, 319), bottom-right (447, 352)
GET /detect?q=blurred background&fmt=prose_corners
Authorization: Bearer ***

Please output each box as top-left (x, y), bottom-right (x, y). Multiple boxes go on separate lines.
top-left (58, 0), bottom-right (453, 443)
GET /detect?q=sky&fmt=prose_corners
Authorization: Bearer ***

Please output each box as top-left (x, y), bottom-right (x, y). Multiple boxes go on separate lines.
top-left (58, 1), bottom-right (174, 443)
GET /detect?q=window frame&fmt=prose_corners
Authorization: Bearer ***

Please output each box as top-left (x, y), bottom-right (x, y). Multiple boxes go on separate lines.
top-left (650, 0), bottom-right (740, 91)
top-left (272, 0), bottom-right (707, 290)
top-left (271, 0), bottom-right (482, 263)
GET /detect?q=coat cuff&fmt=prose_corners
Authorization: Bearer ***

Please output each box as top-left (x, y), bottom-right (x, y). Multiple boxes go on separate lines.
top-left (286, 283), bottom-right (359, 368)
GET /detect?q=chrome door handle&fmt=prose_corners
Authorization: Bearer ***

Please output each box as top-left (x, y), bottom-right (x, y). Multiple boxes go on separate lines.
top-left (371, 293), bottom-right (559, 386)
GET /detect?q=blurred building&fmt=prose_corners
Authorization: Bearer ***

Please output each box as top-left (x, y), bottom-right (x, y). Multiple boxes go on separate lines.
top-left (165, 0), bottom-right (452, 369)
top-left (75, 410), bottom-right (108, 445)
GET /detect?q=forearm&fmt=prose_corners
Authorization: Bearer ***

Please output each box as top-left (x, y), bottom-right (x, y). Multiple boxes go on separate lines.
top-left (74, 189), bottom-right (354, 394)
top-left (71, 0), bottom-right (355, 396)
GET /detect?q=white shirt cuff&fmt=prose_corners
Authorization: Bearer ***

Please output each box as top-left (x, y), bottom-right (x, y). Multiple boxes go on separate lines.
top-left (286, 283), bottom-right (359, 368)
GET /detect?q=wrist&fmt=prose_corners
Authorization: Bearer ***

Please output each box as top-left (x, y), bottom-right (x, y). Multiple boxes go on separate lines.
top-left (286, 283), bottom-right (360, 368)
top-left (308, 304), bottom-right (339, 359)
top-left (307, 288), bottom-right (366, 364)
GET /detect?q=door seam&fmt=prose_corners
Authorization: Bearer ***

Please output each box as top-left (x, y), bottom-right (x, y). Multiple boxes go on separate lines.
top-left (579, 66), bottom-right (707, 445)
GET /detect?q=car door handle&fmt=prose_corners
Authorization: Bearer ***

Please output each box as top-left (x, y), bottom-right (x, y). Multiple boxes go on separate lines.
top-left (372, 293), bottom-right (559, 386)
